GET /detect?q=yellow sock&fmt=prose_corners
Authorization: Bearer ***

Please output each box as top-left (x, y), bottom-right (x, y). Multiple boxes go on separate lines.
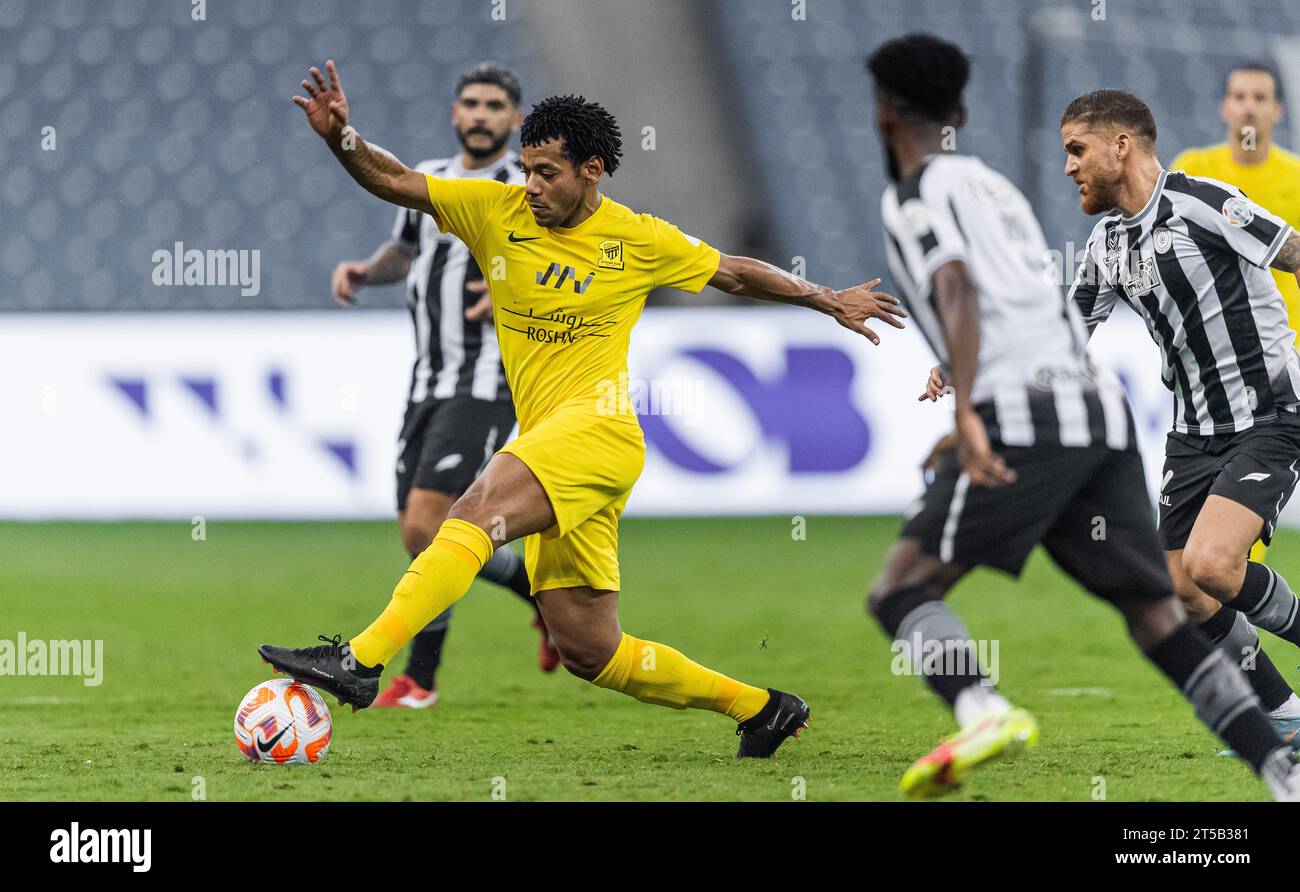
top-left (592, 633), bottom-right (771, 722)
top-left (349, 518), bottom-right (494, 668)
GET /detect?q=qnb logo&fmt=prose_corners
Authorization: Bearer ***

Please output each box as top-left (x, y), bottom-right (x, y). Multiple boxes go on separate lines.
top-left (536, 263), bottom-right (594, 294)
top-left (638, 347), bottom-right (870, 473)
top-left (50, 823), bottom-right (151, 872)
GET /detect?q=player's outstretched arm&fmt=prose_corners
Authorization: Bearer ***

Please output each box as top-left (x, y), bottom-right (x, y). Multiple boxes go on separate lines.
top-left (292, 60), bottom-right (432, 214)
top-left (1271, 232), bottom-right (1300, 286)
top-left (708, 254), bottom-right (907, 345)
top-left (931, 259), bottom-right (1015, 487)
top-left (331, 241), bottom-right (413, 306)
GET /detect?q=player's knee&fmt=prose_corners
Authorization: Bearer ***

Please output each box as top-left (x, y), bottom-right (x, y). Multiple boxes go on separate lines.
top-left (1182, 545), bottom-right (1240, 599)
top-left (446, 485), bottom-right (493, 529)
top-left (558, 644), bottom-right (610, 681)
top-left (400, 519), bottom-right (437, 557)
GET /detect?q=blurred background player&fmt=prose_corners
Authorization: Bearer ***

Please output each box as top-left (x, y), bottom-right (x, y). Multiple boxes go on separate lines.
top-left (1170, 62), bottom-right (1300, 566)
top-left (868, 34), bottom-right (1300, 799)
top-left (1063, 88), bottom-right (1300, 747)
top-left (330, 62), bottom-right (559, 709)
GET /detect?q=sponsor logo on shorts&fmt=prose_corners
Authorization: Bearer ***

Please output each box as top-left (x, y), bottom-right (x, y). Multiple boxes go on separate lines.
top-left (434, 454), bottom-right (463, 472)
top-left (1240, 472), bottom-right (1272, 482)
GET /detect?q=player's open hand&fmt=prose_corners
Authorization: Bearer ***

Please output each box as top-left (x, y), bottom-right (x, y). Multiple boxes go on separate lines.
top-left (464, 279), bottom-right (493, 321)
top-left (920, 430), bottom-right (957, 474)
top-left (332, 261), bottom-right (368, 306)
top-left (827, 279), bottom-right (906, 344)
top-left (918, 365), bottom-right (951, 401)
top-left (955, 406), bottom-right (1016, 488)
top-left (292, 60), bottom-right (349, 141)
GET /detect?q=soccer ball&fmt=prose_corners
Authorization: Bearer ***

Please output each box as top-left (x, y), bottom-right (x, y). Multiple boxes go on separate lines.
top-left (234, 679), bottom-right (332, 765)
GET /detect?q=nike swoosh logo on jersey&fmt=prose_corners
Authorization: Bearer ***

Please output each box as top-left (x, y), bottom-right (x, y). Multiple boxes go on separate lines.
top-left (508, 231), bottom-right (540, 242)
top-left (256, 724), bottom-right (292, 753)
top-left (1240, 472), bottom-right (1272, 482)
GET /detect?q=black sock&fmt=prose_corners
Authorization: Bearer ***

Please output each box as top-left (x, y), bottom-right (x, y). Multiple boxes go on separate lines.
top-left (405, 608), bottom-right (451, 690)
top-left (1196, 606), bottom-right (1236, 645)
top-left (479, 546), bottom-right (535, 605)
top-left (1201, 606), bottom-right (1295, 712)
top-left (1232, 562), bottom-right (1300, 646)
top-left (875, 585), bottom-right (988, 708)
top-left (1148, 623), bottom-right (1284, 773)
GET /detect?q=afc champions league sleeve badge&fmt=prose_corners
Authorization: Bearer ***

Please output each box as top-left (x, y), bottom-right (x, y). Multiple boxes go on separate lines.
top-left (1153, 227), bottom-right (1173, 254)
top-left (1221, 196), bottom-right (1256, 228)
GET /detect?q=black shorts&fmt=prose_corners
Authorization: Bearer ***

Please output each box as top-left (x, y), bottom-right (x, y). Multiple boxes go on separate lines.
top-left (1158, 412), bottom-right (1300, 551)
top-left (902, 445), bottom-right (1170, 606)
top-left (395, 397), bottom-right (517, 511)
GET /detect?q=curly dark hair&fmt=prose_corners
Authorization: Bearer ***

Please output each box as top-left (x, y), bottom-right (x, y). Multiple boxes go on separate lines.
top-left (521, 95), bottom-right (623, 176)
top-left (866, 33), bottom-right (970, 123)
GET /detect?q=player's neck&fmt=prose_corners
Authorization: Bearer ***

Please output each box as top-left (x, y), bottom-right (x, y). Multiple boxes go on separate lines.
top-left (555, 190), bottom-right (603, 229)
top-left (458, 148), bottom-right (507, 171)
top-left (1116, 156), bottom-right (1164, 218)
top-left (1226, 135), bottom-right (1272, 167)
top-left (892, 136), bottom-right (944, 181)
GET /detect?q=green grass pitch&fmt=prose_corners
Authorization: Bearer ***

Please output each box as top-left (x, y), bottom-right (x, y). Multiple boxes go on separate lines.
top-left (1, 516), bottom-right (1293, 801)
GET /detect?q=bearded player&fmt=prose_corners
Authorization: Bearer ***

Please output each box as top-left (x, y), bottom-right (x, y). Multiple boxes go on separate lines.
top-left (259, 60), bottom-right (907, 757)
top-left (871, 34), bottom-right (1300, 799)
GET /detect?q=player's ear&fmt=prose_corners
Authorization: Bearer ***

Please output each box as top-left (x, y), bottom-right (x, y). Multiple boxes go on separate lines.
top-left (1114, 130), bottom-right (1131, 163)
top-left (954, 103), bottom-right (967, 130)
top-left (582, 155), bottom-right (604, 184)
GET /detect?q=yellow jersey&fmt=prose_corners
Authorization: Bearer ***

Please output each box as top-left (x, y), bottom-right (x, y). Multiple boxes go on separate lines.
top-left (423, 175), bottom-right (721, 432)
top-left (1170, 143), bottom-right (1300, 328)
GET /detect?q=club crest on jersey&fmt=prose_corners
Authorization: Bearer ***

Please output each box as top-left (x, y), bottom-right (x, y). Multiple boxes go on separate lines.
top-left (1122, 255), bottom-right (1161, 298)
top-left (597, 240), bottom-right (624, 270)
top-left (1153, 228), bottom-right (1173, 254)
top-left (1104, 227), bottom-right (1122, 273)
top-left (1221, 196), bottom-right (1255, 228)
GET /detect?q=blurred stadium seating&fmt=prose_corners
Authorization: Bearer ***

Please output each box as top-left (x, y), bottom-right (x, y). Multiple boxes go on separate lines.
top-left (0, 0), bottom-right (549, 310)
top-left (2, 0), bottom-right (1297, 306)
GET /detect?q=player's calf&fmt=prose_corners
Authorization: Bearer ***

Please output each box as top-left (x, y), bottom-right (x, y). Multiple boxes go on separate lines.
top-left (1126, 600), bottom-right (1298, 793)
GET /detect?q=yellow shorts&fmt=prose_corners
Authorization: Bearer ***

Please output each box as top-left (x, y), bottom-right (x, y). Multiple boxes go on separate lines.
top-left (498, 408), bottom-right (646, 594)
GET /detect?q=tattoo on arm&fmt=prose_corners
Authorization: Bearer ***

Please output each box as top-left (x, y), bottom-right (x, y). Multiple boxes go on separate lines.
top-left (364, 241), bottom-right (414, 285)
top-left (1271, 232), bottom-right (1300, 277)
top-left (328, 130), bottom-right (428, 212)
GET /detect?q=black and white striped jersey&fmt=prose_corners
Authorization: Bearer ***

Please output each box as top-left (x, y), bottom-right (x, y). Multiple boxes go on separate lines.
top-left (1070, 169), bottom-right (1299, 438)
top-left (391, 152), bottom-right (523, 405)
top-left (882, 153), bottom-right (1136, 450)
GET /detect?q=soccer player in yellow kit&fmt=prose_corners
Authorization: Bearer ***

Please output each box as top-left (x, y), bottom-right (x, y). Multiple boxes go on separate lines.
top-left (1172, 63), bottom-right (1300, 567)
top-left (260, 60), bottom-right (908, 758)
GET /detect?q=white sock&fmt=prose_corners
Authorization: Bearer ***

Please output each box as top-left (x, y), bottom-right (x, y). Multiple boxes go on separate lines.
top-left (1270, 693), bottom-right (1300, 720)
top-left (954, 684), bottom-right (1012, 727)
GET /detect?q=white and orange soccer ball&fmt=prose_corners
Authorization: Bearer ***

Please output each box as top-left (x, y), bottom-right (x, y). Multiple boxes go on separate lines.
top-left (234, 679), bottom-right (333, 765)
